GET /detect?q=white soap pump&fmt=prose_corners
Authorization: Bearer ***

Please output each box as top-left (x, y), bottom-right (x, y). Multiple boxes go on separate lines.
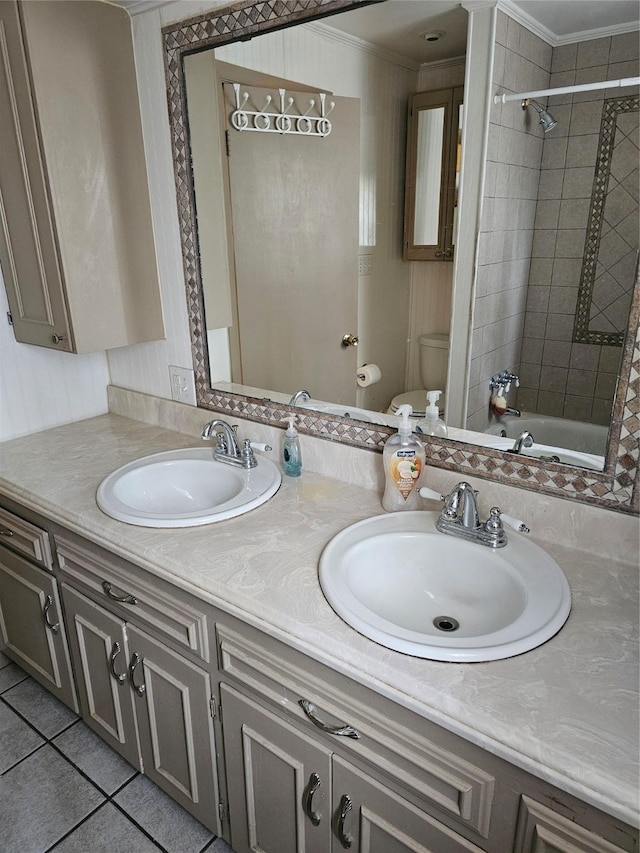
top-left (417, 390), bottom-right (448, 438)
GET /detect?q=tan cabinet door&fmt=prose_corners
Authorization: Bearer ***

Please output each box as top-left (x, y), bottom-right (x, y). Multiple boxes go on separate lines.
top-left (61, 583), bottom-right (140, 769)
top-left (331, 755), bottom-right (486, 853)
top-left (127, 624), bottom-right (221, 835)
top-left (221, 683), bottom-right (332, 853)
top-left (0, 546), bottom-right (76, 710)
top-left (0, 0), bottom-right (71, 350)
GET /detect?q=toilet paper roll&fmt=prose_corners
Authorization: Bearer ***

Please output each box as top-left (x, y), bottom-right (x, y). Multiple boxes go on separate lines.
top-left (356, 363), bottom-right (382, 387)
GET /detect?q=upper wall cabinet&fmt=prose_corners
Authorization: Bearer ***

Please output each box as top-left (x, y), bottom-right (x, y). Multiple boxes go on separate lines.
top-left (403, 87), bottom-right (463, 262)
top-left (0, 0), bottom-right (164, 353)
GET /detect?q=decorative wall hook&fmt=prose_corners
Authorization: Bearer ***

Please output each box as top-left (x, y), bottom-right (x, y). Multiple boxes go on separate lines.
top-left (230, 83), bottom-right (334, 137)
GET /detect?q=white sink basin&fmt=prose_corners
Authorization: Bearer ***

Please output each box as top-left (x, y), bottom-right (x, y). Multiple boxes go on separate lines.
top-left (319, 512), bottom-right (571, 662)
top-left (97, 447), bottom-right (281, 528)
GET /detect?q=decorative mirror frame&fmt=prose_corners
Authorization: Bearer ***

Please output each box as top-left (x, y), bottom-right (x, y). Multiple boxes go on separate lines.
top-left (162, 0), bottom-right (640, 515)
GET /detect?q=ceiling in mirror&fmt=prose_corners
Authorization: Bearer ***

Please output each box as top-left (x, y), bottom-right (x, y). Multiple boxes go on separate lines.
top-left (162, 0), bottom-right (639, 514)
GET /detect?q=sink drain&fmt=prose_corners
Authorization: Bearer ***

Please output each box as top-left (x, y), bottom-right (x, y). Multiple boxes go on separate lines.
top-left (433, 616), bottom-right (460, 632)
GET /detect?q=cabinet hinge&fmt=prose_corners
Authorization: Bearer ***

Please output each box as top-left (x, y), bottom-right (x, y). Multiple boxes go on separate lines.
top-left (6, 311), bottom-right (13, 326)
top-left (209, 696), bottom-right (217, 719)
top-left (218, 800), bottom-right (229, 824)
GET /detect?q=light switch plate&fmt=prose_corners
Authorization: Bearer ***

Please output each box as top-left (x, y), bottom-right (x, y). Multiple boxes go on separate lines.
top-left (169, 365), bottom-right (197, 405)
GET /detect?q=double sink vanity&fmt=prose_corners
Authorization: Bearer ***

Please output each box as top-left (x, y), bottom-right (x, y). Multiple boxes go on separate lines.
top-left (0, 409), bottom-right (637, 852)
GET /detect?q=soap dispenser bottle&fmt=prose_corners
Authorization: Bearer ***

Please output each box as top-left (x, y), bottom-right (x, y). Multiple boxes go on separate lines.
top-left (281, 415), bottom-right (302, 477)
top-left (382, 404), bottom-right (425, 511)
top-left (417, 390), bottom-right (448, 438)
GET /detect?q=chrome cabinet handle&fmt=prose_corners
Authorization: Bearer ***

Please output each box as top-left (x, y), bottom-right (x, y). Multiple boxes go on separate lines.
top-left (43, 595), bottom-right (59, 634)
top-left (102, 581), bottom-right (138, 606)
top-left (336, 794), bottom-right (353, 849)
top-left (129, 652), bottom-right (146, 696)
top-left (0, 527), bottom-right (14, 536)
top-left (51, 334), bottom-right (67, 344)
top-left (303, 772), bottom-right (321, 826)
top-left (109, 641), bottom-right (126, 685)
top-left (298, 700), bottom-right (360, 740)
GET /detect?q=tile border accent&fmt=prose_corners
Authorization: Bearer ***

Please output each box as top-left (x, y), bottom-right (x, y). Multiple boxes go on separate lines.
top-left (574, 96), bottom-right (639, 347)
top-left (162, 0), bottom-right (639, 514)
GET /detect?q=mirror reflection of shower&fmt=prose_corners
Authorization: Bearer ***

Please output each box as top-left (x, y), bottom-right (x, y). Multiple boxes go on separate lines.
top-left (521, 98), bottom-right (557, 133)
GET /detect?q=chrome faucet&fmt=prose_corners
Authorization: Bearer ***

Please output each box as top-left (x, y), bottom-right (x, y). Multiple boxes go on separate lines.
top-left (201, 419), bottom-right (271, 469)
top-left (431, 482), bottom-right (507, 548)
top-left (289, 389), bottom-right (311, 406)
top-left (508, 431), bottom-right (534, 454)
top-left (502, 407), bottom-right (521, 417)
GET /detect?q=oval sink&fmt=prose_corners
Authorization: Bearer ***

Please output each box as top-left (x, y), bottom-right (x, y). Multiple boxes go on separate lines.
top-left (97, 448), bottom-right (281, 528)
top-left (319, 512), bottom-right (571, 662)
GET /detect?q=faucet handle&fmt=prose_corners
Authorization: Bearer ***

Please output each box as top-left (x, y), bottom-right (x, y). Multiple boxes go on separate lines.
top-left (419, 487), bottom-right (445, 502)
top-left (484, 507), bottom-right (504, 534)
top-left (500, 513), bottom-right (530, 534)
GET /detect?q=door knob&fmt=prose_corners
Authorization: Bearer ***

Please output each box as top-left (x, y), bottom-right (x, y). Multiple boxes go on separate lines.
top-left (341, 334), bottom-right (358, 347)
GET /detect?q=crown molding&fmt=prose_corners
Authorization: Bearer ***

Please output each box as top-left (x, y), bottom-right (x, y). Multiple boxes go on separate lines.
top-left (494, 0), bottom-right (639, 47)
top-left (306, 21), bottom-right (419, 72)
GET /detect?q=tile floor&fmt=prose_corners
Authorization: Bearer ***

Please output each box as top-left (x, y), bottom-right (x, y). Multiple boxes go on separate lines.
top-left (0, 650), bottom-right (236, 853)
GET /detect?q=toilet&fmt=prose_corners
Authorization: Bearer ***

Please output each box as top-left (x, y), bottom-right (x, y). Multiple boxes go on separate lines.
top-left (388, 333), bottom-right (449, 418)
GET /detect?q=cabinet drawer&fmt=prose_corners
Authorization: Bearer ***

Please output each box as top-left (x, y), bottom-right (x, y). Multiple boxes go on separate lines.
top-left (56, 534), bottom-right (210, 662)
top-left (514, 796), bottom-right (636, 853)
top-left (216, 622), bottom-right (495, 839)
top-left (0, 505), bottom-right (53, 570)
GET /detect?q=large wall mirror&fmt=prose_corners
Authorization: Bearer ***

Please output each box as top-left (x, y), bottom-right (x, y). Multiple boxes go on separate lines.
top-left (163, 0), bottom-right (639, 513)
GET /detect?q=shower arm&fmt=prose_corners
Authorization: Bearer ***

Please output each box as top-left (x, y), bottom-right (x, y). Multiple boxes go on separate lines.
top-left (494, 76), bottom-right (640, 104)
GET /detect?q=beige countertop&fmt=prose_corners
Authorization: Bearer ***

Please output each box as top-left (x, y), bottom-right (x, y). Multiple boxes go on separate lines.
top-left (0, 413), bottom-right (638, 827)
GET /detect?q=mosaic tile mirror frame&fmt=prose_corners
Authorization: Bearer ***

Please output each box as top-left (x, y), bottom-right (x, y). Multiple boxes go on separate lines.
top-left (162, 0), bottom-right (640, 515)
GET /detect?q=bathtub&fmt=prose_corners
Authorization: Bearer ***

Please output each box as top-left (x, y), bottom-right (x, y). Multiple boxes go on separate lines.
top-left (485, 412), bottom-right (608, 457)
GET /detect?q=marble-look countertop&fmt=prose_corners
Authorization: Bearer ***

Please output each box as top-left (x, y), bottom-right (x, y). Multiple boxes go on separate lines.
top-left (0, 414), bottom-right (638, 827)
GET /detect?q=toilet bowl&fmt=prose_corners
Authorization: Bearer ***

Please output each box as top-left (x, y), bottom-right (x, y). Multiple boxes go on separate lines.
top-left (388, 333), bottom-right (449, 417)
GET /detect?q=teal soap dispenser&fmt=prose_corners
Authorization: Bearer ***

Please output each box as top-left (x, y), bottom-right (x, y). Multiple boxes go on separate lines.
top-left (281, 415), bottom-right (302, 477)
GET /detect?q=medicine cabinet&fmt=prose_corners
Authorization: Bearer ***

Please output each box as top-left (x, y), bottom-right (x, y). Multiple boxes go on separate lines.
top-left (403, 86), bottom-right (463, 262)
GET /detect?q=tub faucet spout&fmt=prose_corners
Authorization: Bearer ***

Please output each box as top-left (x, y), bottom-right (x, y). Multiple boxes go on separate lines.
top-left (503, 407), bottom-right (521, 417)
top-left (289, 389), bottom-right (311, 406)
top-left (508, 431), bottom-right (534, 454)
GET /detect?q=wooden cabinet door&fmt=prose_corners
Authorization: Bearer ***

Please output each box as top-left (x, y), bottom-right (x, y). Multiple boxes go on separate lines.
top-left (221, 683), bottom-right (332, 853)
top-left (61, 584), bottom-right (140, 769)
top-left (0, 547), bottom-right (76, 710)
top-left (127, 624), bottom-right (221, 835)
top-left (331, 755), bottom-right (486, 853)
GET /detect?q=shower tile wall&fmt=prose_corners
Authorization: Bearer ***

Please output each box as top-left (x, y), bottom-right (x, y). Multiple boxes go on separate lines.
top-left (517, 32), bottom-right (639, 425)
top-left (466, 12), bottom-right (552, 432)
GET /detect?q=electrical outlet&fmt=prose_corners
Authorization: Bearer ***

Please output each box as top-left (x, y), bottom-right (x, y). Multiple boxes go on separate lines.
top-left (358, 253), bottom-right (372, 276)
top-left (169, 365), bottom-right (196, 405)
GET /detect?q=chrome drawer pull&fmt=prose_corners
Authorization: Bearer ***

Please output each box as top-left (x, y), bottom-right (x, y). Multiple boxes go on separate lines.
top-left (129, 652), bottom-right (146, 696)
top-left (0, 527), bottom-right (14, 536)
top-left (102, 581), bottom-right (138, 606)
top-left (303, 772), bottom-right (321, 826)
top-left (336, 794), bottom-right (353, 849)
top-left (43, 595), bottom-right (59, 634)
top-left (298, 699), bottom-right (360, 739)
top-left (109, 641), bottom-right (126, 685)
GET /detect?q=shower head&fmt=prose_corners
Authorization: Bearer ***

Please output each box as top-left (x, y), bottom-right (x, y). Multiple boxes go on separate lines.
top-left (521, 98), bottom-right (557, 132)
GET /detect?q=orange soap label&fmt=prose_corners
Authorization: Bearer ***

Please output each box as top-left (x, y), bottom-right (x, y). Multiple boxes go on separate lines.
top-left (389, 450), bottom-right (422, 500)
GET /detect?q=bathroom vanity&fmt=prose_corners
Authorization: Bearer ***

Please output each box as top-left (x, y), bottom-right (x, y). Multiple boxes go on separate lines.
top-left (0, 413), bottom-right (638, 852)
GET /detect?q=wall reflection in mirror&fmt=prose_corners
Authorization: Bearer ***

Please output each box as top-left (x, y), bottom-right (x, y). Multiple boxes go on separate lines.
top-left (184, 1), bottom-right (639, 473)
